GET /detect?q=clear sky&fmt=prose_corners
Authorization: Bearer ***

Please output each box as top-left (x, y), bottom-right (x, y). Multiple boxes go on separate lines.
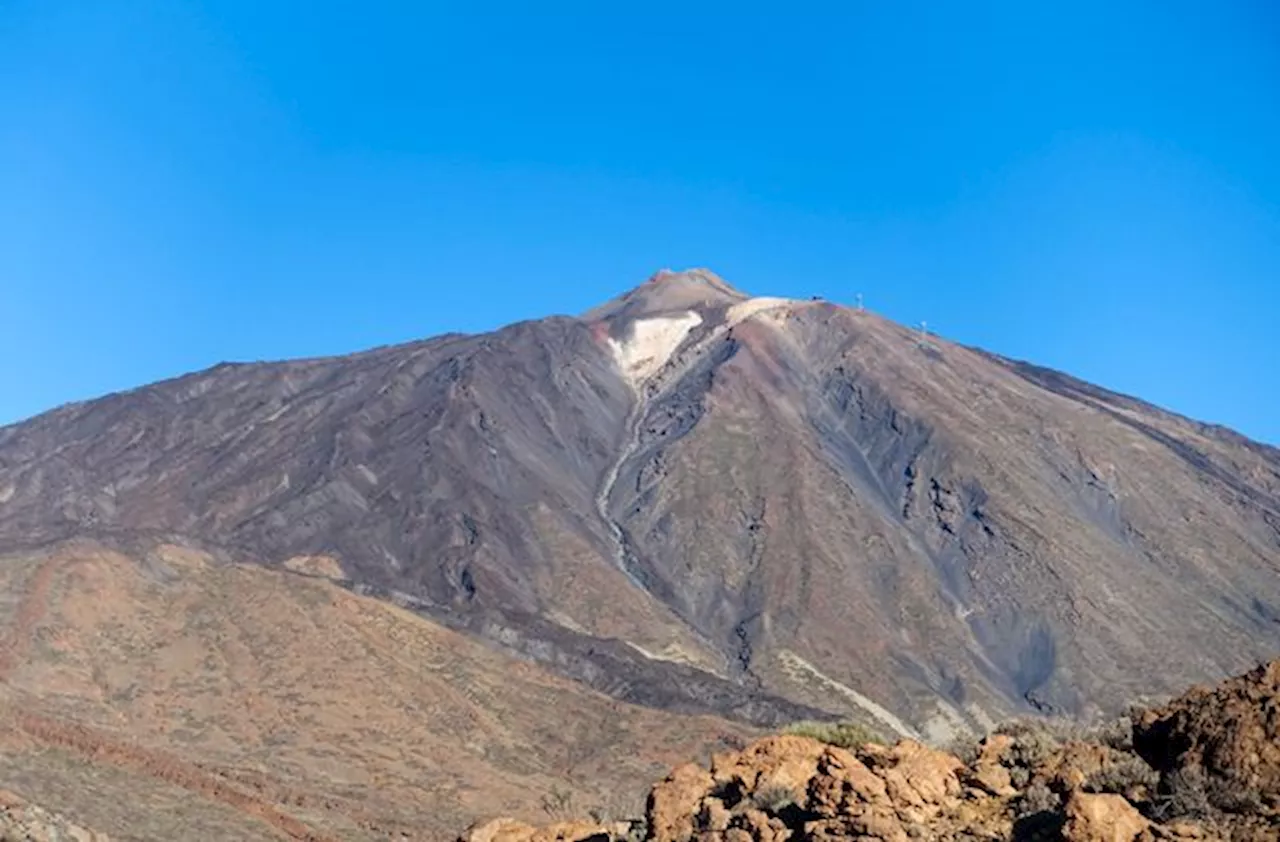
top-left (3, 2), bottom-right (1278, 443)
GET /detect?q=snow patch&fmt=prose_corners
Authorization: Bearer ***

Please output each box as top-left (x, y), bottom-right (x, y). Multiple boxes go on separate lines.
top-left (0, 484), bottom-right (14, 504)
top-left (727, 296), bottom-right (795, 326)
top-left (607, 311), bottom-right (703, 387)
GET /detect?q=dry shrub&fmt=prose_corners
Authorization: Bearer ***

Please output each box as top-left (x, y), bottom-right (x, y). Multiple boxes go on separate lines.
top-left (752, 784), bottom-right (800, 814)
top-left (1083, 754), bottom-right (1159, 799)
top-left (1015, 781), bottom-right (1061, 819)
top-left (993, 719), bottom-right (1061, 775)
top-left (1151, 767), bottom-right (1212, 821)
top-left (782, 720), bottom-right (883, 749)
top-left (540, 785), bottom-right (575, 820)
top-left (942, 735), bottom-right (983, 767)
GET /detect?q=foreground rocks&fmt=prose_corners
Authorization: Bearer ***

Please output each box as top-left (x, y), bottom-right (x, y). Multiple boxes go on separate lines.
top-left (461, 659), bottom-right (1280, 842)
top-left (1134, 659), bottom-right (1280, 802)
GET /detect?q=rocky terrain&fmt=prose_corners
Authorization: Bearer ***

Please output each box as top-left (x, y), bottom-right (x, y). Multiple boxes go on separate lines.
top-left (0, 268), bottom-right (1278, 837)
top-left (461, 658), bottom-right (1280, 842)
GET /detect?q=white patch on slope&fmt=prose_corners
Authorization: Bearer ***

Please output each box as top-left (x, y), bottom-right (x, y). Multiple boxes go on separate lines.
top-left (0, 484), bottom-right (14, 504)
top-left (778, 650), bottom-right (921, 740)
top-left (607, 311), bottom-right (703, 388)
top-left (726, 296), bottom-right (795, 326)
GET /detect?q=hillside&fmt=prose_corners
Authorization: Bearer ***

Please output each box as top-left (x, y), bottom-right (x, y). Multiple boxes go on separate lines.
top-left (0, 268), bottom-right (1278, 836)
top-left (0, 539), bottom-right (751, 840)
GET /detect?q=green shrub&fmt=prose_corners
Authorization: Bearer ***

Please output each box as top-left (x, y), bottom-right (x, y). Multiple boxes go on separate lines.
top-left (782, 720), bottom-right (883, 749)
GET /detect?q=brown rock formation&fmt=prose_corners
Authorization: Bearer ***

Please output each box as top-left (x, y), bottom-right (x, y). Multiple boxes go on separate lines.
top-left (1134, 659), bottom-right (1280, 800)
top-left (460, 659), bottom-right (1280, 842)
top-left (1062, 791), bottom-right (1149, 842)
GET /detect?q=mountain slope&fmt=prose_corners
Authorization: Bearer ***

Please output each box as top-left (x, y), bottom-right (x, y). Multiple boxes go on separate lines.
top-left (1, 268), bottom-right (1277, 748)
top-left (0, 539), bottom-right (751, 840)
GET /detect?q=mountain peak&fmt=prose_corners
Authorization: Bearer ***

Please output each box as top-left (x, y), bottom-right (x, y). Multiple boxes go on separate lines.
top-left (646, 267), bottom-right (743, 295)
top-left (584, 268), bottom-right (748, 321)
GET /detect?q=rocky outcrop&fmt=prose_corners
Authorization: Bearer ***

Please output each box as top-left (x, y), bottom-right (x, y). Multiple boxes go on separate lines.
top-left (459, 659), bottom-right (1280, 842)
top-left (1134, 659), bottom-right (1280, 801)
top-left (1061, 791), bottom-right (1149, 842)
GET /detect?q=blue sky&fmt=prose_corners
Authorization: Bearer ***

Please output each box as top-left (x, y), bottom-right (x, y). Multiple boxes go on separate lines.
top-left (2, 2), bottom-right (1278, 443)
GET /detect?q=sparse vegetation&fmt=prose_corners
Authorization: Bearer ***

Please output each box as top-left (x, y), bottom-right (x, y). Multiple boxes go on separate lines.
top-left (992, 719), bottom-right (1061, 787)
top-left (752, 784), bottom-right (799, 814)
top-left (541, 785), bottom-right (575, 820)
top-left (1083, 754), bottom-right (1160, 799)
top-left (1147, 766), bottom-right (1267, 821)
top-left (1207, 780), bottom-right (1265, 816)
top-left (1015, 781), bottom-right (1061, 819)
top-left (941, 734), bottom-right (982, 767)
top-left (782, 720), bottom-right (883, 749)
top-left (1082, 715), bottom-right (1134, 752)
top-left (1151, 767), bottom-right (1212, 821)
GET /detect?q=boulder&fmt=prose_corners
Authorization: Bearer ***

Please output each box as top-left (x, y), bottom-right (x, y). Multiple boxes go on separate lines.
top-left (649, 762), bottom-right (715, 842)
top-left (1061, 791), bottom-right (1150, 842)
top-left (709, 735), bottom-right (825, 803)
top-left (964, 735), bottom-right (1018, 797)
top-left (806, 746), bottom-right (890, 814)
top-left (858, 739), bottom-right (964, 814)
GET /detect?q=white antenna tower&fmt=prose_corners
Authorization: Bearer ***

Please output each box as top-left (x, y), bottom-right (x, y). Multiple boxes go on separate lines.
top-left (917, 320), bottom-right (939, 353)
